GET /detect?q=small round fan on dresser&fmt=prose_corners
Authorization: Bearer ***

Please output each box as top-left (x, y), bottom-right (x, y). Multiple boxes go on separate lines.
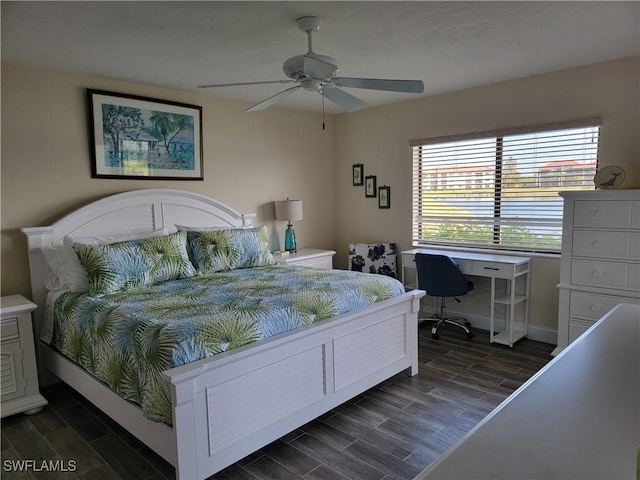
top-left (594, 165), bottom-right (625, 189)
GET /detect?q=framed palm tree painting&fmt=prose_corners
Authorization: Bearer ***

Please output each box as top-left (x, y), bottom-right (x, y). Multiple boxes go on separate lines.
top-left (88, 89), bottom-right (203, 179)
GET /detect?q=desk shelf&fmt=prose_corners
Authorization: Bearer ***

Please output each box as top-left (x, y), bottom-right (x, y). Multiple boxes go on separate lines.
top-left (492, 329), bottom-right (527, 346)
top-left (492, 293), bottom-right (528, 347)
top-left (491, 280), bottom-right (529, 347)
top-left (494, 294), bottom-right (528, 305)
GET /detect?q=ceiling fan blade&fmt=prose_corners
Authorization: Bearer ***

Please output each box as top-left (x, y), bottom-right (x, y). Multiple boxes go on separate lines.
top-left (304, 55), bottom-right (338, 80)
top-left (321, 86), bottom-right (368, 112)
top-left (245, 85), bottom-right (301, 112)
top-left (332, 77), bottom-right (424, 93)
top-left (198, 80), bottom-right (295, 89)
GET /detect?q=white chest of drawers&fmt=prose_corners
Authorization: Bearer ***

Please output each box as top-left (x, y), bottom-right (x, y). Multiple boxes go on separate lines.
top-left (555, 190), bottom-right (640, 354)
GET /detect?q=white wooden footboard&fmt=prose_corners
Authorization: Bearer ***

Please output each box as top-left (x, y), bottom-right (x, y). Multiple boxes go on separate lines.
top-left (165, 291), bottom-right (423, 480)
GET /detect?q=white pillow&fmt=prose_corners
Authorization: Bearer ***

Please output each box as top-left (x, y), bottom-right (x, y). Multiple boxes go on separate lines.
top-left (41, 245), bottom-right (67, 291)
top-left (43, 228), bottom-right (169, 292)
top-left (60, 237), bottom-right (92, 292)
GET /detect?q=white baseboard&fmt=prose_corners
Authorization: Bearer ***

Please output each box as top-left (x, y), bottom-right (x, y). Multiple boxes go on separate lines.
top-left (420, 307), bottom-right (558, 346)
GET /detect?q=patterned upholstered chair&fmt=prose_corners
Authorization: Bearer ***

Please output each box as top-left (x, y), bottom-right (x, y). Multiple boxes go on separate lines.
top-left (348, 243), bottom-right (397, 279)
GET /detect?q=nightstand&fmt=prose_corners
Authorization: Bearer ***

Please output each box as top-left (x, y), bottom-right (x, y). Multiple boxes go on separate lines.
top-left (1, 295), bottom-right (47, 417)
top-left (273, 249), bottom-right (336, 269)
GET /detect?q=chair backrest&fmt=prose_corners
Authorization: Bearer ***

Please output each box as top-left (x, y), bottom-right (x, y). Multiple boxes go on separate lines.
top-left (415, 253), bottom-right (470, 297)
top-left (348, 243), bottom-right (397, 278)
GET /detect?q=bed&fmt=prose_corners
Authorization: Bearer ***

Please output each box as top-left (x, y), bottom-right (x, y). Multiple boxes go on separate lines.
top-left (22, 188), bottom-right (425, 480)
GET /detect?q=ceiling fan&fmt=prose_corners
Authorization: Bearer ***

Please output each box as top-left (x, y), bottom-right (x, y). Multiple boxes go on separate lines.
top-left (198, 16), bottom-right (424, 112)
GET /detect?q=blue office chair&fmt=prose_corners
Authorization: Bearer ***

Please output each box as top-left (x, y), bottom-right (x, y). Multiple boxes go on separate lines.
top-left (415, 253), bottom-right (474, 340)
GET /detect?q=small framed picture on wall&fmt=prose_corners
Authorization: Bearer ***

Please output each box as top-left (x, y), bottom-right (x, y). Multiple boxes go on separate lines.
top-left (352, 164), bottom-right (364, 186)
top-left (378, 186), bottom-right (391, 209)
top-left (365, 175), bottom-right (377, 197)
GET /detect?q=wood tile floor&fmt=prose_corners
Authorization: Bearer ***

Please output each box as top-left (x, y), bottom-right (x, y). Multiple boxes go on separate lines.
top-left (1, 324), bottom-right (554, 480)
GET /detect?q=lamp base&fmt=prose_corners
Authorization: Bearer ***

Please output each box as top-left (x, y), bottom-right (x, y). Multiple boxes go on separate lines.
top-left (284, 224), bottom-right (297, 253)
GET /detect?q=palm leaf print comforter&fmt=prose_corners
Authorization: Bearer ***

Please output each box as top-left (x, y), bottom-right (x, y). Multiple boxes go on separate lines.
top-left (50, 265), bottom-right (405, 425)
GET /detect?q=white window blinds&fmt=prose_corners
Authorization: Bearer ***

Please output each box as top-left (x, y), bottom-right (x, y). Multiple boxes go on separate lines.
top-left (411, 118), bottom-right (601, 252)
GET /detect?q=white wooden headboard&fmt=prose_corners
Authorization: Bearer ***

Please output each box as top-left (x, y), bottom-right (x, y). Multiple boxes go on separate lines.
top-left (21, 189), bottom-right (256, 339)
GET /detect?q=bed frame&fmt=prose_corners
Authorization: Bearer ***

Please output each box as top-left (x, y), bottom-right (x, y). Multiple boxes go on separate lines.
top-left (22, 188), bottom-right (425, 480)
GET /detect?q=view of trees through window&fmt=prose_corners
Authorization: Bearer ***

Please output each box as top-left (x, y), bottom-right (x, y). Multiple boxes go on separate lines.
top-left (411, 121), bottom-right (601, 252)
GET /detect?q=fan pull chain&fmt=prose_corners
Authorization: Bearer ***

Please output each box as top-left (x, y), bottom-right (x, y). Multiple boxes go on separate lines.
top-left (322, 89), bottom-right (326, 130)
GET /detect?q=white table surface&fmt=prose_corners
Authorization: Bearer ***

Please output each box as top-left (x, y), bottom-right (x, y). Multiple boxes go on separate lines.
top-left (417, 302), bottom-right (640, 479)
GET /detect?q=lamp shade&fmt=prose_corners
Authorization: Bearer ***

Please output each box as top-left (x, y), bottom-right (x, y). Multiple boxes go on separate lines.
top-left (274, 199), bottom-right (303, 222)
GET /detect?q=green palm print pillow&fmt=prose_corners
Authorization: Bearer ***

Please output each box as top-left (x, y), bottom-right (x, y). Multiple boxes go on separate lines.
top-left (187, 226), bottom-right (275, 273)
top-left (73, 231), bottom-right (196, 295)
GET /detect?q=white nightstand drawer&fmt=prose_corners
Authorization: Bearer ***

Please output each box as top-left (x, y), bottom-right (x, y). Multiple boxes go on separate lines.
top-left (1, 318), bottom-right (19, 339)
top-left (273, 249), bottom-right (336, 269)
top-left (291, 257), bottom-right (332, 269)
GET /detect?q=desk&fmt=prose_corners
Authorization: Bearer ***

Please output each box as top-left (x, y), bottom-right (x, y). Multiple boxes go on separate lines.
top-left (402, 248), bottom-right (531, 347)
top-left (416, 303), bottom-right (640, 479)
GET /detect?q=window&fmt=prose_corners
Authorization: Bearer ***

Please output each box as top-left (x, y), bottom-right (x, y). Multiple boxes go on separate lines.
top-left (411, 118), bottom-right (601, 252)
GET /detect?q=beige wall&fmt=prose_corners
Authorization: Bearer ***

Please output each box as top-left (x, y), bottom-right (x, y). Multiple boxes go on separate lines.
top-left (2, 57), bottom-right (638, 342)
top-left (334, 56), bottom-right (639, 338)
top-left (1, 63), bottom-right (337, 297)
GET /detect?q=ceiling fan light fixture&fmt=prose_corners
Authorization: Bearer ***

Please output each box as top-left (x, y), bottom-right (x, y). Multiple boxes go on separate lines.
top-left (299, 77), bottom-right (321, 92)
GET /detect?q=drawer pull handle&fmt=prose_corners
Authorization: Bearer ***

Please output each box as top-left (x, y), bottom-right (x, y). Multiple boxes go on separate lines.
top-left (483, 267), bottom-right (500, 271)
top-left (593, 241), bottom-right (602, 248)
top-left (590, 304), bottom-right (601, 312)
top-left (595, 210), bottom-right (604, 217)
top-left (592, 270), bottom-right (602, 278)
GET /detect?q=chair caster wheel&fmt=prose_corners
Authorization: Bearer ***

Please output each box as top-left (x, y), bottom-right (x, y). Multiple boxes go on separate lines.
top-left (465, 331), bottom-right (473, 339)
top-left (431, 332), bottom-right (440, 339)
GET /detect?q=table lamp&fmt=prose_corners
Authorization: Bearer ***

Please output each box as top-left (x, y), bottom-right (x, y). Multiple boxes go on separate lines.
top-left (274, 199), bottom-right (303, 253)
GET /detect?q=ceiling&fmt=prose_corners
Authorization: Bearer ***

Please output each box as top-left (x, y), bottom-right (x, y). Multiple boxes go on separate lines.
top-left (2, 1), bottom-right (639, 113)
